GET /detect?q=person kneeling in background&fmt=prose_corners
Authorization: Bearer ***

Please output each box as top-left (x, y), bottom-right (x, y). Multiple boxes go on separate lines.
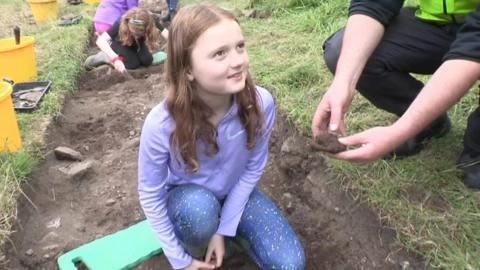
top-left (85, 7), bottom-right (168, 73)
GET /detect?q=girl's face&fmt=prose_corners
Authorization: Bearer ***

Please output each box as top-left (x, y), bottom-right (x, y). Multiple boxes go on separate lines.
top-left (128, 22), bottom-right (145, 38)
top-left (188, 19), bottom-right (249, 98)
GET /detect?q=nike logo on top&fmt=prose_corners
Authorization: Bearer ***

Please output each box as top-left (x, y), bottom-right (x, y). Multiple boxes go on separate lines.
top-left (227, 130), bottom-right (245, 140)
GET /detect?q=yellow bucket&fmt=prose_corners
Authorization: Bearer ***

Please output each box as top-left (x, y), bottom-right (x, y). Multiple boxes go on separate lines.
top-left (0, 36), bottom-right (37, 84)
top-left (27, 0), bottom-right (58, 24)
top-left (0, 82), bottom-right (22, 152)
top-left (84, 0), bottom-right (101, 4)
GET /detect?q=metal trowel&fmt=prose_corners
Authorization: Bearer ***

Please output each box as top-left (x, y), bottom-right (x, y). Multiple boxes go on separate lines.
top-left (122, 70), bottom-right (134, 80)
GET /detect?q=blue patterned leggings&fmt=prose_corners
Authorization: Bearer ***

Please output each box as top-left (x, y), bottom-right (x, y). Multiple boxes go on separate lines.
top-left (167, 185), bottom-right (305, 270)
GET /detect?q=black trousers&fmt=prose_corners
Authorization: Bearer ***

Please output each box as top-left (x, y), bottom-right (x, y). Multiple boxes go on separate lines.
top-left (323, 7), bottom-right (480, 154)
top-left (111, 40), bottom-right (153, 70)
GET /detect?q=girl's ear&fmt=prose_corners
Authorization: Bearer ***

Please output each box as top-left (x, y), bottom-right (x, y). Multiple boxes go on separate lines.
top-left (186, 70), bottom-right (194, 81)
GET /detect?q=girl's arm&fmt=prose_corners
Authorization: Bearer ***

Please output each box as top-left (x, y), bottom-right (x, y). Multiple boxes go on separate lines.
top-left (216, 88), bottom-right (276, 237)
top-left (152, 13), bottom-right (169, 40)
top-left (138, 107), bottom-right (193, 270)
top-left (126, 0), bottom-right (138, 9)
top-left (96, 32), bottom-right (119, 61)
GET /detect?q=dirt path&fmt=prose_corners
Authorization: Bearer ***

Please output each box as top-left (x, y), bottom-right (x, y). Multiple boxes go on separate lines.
top-left (4, 60), bottom-right (426, 269)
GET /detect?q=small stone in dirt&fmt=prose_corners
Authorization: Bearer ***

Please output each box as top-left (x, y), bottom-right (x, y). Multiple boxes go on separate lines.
top-left (386, 257), bottom-right (396, 265)
top-left (106, 198), bottom-right (116, 206)
top-left (59, 160), bottom-right (94, 180)
top-left (94, 126), bottom-right (106, 135)
top-left (105, 208), bottom-right (114, 216)
top-left (283, 192), bottom-right (292, 199)
top-left (311, 132), bottom-right (346, 153)
top-left (287, 201), bottom-right (293, 209)
top-left (43, 244), bottom-right (59, 251)
top-left (25, 249), bottom-right (34, 256)
top-left (401, 261), bottom-right (413, 270)
top-left (125, 137), bottom-right (140, 148)
top-left (43, 254), bottom-right (50, 259)
top-left (129, 130), bottom-right (135, 136)
top-left (46, 217), bottom-right (61, 229)
top-left (74, 224), bottom-right (86, 233)
top-left (54, 146), bottom-right (83, 161)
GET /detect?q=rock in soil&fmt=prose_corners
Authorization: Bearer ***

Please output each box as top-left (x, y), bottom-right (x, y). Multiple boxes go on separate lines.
top-left (54, 146), bottom-right (83, 161)
top-left (58, 160), bottom-right (94, 180)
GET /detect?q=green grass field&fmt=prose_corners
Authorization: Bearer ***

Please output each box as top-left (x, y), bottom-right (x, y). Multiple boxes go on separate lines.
top-left (1, 0), bottom-right (479, 268)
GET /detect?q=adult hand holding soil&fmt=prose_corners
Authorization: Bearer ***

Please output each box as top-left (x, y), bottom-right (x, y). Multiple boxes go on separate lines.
top-left (311, 80), bottom-right (354, 138)
top-left (333, 125), bottom-right (407, 162)
top-left (205, 234), bottom-right (225, 268)
top-left (183, 259), bottom-right (215, 270)
top-left (313, 14), bottom-right (384, 141)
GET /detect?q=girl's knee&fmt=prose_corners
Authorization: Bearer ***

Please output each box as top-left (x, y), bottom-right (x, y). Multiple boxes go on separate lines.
top-left (168, 185), bottom-right (220, 243)
top-left (267, 251), bottom-right (305, 270)
top-left (169, 185), bottom-right (219, 214)
top-left (138, 53), bottom-right (153, 67)
top-left (123, 58), bottom-right (141, 69)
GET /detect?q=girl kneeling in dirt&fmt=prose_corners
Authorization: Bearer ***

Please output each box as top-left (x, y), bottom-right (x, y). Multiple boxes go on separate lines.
top-left (138, 4), bottom-right (305, 270)
top-left (85, 7), bottom-right (168, 73)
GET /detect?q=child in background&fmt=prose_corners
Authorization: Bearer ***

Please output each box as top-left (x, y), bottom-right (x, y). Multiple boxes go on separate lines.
top-left (161, 0), bottom-right (178, 22)
top-left (93, 0), bottom-right (138, 34)
top-left (138, 4), bottom-right (305, 270)
top-left (85, 7), bottom-right (168, 72)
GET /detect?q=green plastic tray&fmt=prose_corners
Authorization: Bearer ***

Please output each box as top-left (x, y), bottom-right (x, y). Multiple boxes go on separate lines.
top-left (57, 220), bottom-right (162, 270)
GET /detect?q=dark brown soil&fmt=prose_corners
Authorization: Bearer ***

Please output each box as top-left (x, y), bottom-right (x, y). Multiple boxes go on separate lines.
top-left (312, 132), bottom-right (346, 154)
top-left (3, 41), bottom-right (426, 270)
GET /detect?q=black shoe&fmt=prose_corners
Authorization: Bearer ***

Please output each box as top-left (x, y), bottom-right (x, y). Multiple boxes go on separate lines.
top-left (457, 151), bottom-right (480, 189)
top-left (385, 114), bottom-right (452, 159)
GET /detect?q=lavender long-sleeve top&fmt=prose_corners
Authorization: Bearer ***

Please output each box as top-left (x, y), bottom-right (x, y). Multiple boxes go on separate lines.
top-left (93, 0), bottom-right (138, 25)
top-left (138, 86), bottom-right (275, 269)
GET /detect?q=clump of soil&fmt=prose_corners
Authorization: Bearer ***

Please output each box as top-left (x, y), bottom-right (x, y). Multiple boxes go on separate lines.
top-left (311, 132), bottom-right (346, 153)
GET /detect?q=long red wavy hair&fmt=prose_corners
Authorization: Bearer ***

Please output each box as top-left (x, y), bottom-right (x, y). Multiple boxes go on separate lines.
top-left (165, 4), bottom-right (264, 173)
top-left (119, 7), bottom-right (160, 51)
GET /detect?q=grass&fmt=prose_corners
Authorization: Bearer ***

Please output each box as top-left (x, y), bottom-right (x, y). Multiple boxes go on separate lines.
top-left (0, 150), bottom-right (37, 254)
top-left (0, 0), bottom-right (93, 261)
top-left (186, 0), bottom-right (480, 268)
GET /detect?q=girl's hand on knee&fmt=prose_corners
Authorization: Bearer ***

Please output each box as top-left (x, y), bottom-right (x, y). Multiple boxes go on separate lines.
top-left (205, 234), bottom-right (225, 268)
top-left (183, 259), bottom-right (215, 270)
